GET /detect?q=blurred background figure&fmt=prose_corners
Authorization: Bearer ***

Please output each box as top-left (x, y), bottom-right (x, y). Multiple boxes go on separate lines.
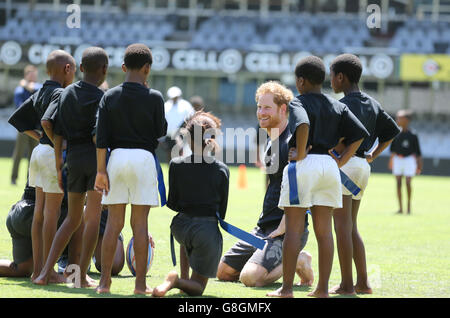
top-left (10, 65), bottom-right (41, 185)
top-left (189, 95), bottom-right (205, 112)
top-left (162, 86), bottom-right (194, 160)
top-left (389, 110), bottom-right (423, 215)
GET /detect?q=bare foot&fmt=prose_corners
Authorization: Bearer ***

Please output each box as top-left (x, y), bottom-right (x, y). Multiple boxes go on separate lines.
top-left (396, 210), bottom-right (403, 214)
top-left (134, 286), bottom-right (153, 295)
top-left (79, 277), bottom-right (98, 288)
top-left (296, 279), bottom-right (313, 287)
top-left (32, 273), bottom-right (49, 286)
top-left (49, 271), bottom-right (67, 284)
top-left (296, 252), bottom-right (314, 287)
top-left (307, 289), bottom-right (329, 298)
top-left (84, 275), bottom-right (98, 287)
top-left (355, 284), bottom-right (373, 294)
top-left (152, 271), bottom-right (179, 297)
top-left (266, 287), bottom-right (293, 298)
top-left (95, 286), bottom-right (110, 294)
top-left (329, 284), bottom-right (356, 295)
top-left (30, 273), bottom-right (39, 282)
top-left (95, 278), bottom-right (112, 294)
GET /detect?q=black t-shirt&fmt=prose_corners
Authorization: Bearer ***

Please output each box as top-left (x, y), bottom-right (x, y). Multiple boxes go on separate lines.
top-left (8, 80), bottom-right (63, 147)
top-left (288, 93), bottom-right (369, 153)
top-left (256, 126), bottom-right (309, 231)
top-left (340, 92), bottom-right (400, 157)
top-left (95, 82), bottom-right (167, 153)
top-left (51, 81), bottom-right (104, 145)
top-left (390, 129), bottom-right (422, 157)
top-left (167, 155), bottom-right (229, 219)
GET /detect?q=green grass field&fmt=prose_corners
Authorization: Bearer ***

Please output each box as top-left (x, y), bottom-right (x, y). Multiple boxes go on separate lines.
top-left (0, 157), bottom-right (449, 298)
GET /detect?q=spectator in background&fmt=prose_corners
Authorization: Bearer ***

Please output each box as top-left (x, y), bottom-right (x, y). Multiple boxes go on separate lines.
top-left (389, 109), bottom-right (423, 215)
top-left (162, 86), bottom-right (195, 160)
top-left (10, 65), bottom-right (42, 185)
top-left (190, 95), bottom-right (205, 111)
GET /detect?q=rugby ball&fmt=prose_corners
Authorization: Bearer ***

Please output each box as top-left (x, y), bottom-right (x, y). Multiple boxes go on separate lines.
top-left (126, 235), bottom-right (154, 276)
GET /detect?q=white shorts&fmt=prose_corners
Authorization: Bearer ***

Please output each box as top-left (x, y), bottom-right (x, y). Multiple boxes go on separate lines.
top-left (392, 155), bottom-right (417, 177)
top-left (279, 154), bottom-right (342, 209)
top-left (28, 144), bottom-right (63, 194)
top-left (341, 156), bottom-right (371, 200)
top-left (102, 148), bottom-right (159, 206)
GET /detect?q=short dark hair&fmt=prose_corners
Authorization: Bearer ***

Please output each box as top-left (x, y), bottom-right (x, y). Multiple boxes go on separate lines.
top-left (330, 54), bottom-right (363, 84)
top-left (295, 56), bottom-right (325, 85)
top-left (124, 43), bottom-right (153, 70)
top-left (81, 47), bottom-right (108, 74)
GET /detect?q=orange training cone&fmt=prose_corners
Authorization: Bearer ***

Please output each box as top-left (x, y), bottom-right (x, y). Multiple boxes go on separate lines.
top-left (237, 164), bottom-right (248, 189)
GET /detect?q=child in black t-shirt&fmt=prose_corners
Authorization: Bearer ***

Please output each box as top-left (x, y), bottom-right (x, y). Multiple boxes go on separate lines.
top-left (8, 50), bottom-right (76, 283)
top-left (389, 109), bottom-right (423, 214)
top-left (329, 54), bottom-right (400, 295)
top-left (94, 44), bottom-right (167, 295)
top-left (153, 111), bottom-right (229, 297)
top-left (34, 47), bottom-right (109, 287)
top-left (267, 56), bottom-right (368, 298)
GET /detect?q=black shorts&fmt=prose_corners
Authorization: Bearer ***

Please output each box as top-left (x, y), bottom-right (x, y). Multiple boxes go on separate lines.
top-left (66, 143), bottom-right (96, 193)
top-left (6, 201), bottom-right (34, 264)
top-left (170, 213), bottom-right (222, 278)
top-left (221, 225), bottom-right (309, 273)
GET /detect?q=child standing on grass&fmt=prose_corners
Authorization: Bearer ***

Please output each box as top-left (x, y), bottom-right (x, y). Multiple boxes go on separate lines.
top-left (34, 47), bottom-right (109, 287)
top-left (94, 44), bottom-right (167, 295)
top-left (8, 50), bottom-right (76, 284)
top-left (329, 54), bottom-right (400, 295)
top-left (389, 110), bottom-right (423, 215)
top-left (153, 111), bottom-right (229, 297)
top-left (267, 56), bottom-right (369, 298)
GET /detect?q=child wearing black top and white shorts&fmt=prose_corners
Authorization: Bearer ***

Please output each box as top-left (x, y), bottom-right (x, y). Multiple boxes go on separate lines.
top-left (94, 44), bottom-right (167, 295)
top-left (329, 54), bottom-right (400, 295)
top-left (389, 109), bottom-right (423, 215)
top-left (268, 56), bottom-right (369, 298)
top-left (34, 47), bottom-right (109, 288)
top-left (153, 111), bottom-right (230, 297)
top-left (8, 50), bottom-right (76, 283)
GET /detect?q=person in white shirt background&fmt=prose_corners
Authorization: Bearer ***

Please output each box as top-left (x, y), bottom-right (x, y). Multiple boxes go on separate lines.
top-left (162, 86), bottom-right (195, 159)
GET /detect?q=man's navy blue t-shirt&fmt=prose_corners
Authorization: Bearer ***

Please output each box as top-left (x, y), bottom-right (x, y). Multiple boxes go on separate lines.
top-left (257, 126), bottom-right (308, 231)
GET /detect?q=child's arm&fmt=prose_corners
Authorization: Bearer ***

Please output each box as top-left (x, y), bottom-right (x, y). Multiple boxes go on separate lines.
top-left (388, 153), bottom-right (395, 171)
top-left (416, 155), bottom-right (423, 175)
top-left (288, 123), bottom-right (310, 161)
top-left (94, 148), bottom-right (109, 195)
top-left (154, 92), bottom-right (168, 140)
top-left (414, 134), bottom-right (423, 175)
top-left (330, 138), bottom-right (364, 168)
top-left (332, 106), bottom-right (368, 167)
top-left (41, 89), bottom-right (62, 145)
top-left (8, 95), bottom-right (40, 137)
top-left (53, 134), bottom-right (64, 191)
top-left (268, 214), bottom-right (285, 239)
top-left (218, 165), bottom-right (230, 220)
top-left (41, 120), bottom-right (54, 144)
top-left (369, 108), bottom-right (401, 163)
top-left (366, 138), bottom-right (395, 163)
top-left (23, 129), bottom-right (42, 141)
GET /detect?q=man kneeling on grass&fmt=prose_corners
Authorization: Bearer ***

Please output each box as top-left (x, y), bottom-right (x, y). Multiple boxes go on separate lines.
top-left (216, 81), bottom-right (314, 288)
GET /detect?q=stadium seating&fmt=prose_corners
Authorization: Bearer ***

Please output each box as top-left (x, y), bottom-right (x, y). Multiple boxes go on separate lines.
top-left (1, 8), bottom-right (449, 54)
top-left (1, 10), bottom-right (174, 46)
